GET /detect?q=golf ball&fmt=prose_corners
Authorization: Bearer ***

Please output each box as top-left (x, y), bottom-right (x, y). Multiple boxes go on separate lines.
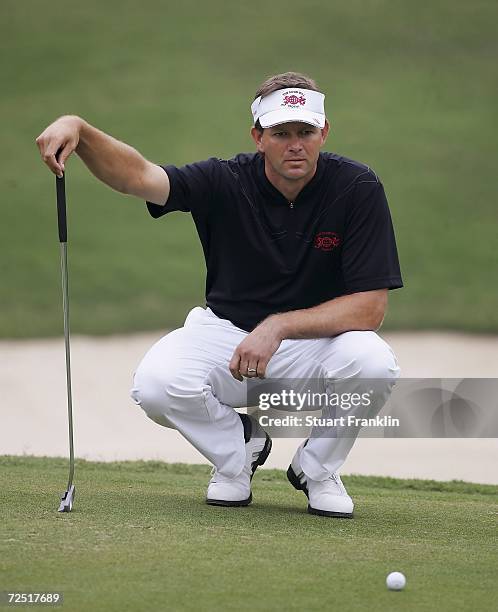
top-left (386, 571), bottom-right (406, 590)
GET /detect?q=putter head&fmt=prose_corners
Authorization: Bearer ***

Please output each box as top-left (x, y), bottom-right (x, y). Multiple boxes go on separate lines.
top-left (58, 484), bottom-right (76, 512)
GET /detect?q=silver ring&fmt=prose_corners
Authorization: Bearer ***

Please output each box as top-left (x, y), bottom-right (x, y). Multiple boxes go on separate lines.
top-left (247, 368), bottom-right (257, 373)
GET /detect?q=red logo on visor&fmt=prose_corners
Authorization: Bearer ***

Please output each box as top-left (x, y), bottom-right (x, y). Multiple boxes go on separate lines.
top-left (283, 94), bottom-right (306, 106)
top-left (314, 232), bottom-right (341, 252)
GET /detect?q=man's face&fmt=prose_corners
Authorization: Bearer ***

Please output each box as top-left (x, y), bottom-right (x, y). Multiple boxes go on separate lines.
top-left (251, 121), bottom-right (329, 182)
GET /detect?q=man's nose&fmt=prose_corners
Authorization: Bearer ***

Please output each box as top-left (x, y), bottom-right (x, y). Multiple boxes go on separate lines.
top-left (288, 137), bottom-right (303, 151)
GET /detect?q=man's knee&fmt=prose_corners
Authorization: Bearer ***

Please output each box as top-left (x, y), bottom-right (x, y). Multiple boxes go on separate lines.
top-left (326, 331), bottom-right (399, 380)
top-left (130, 370), bottom-right (169, 426)
top-left (130, 366), bottom-right (204, 424)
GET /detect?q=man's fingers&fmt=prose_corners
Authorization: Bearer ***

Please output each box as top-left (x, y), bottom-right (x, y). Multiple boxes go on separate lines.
top-left (231, 336), bottom-right (280, 381)
top-left (256, 360), bottom-right (267, 379)
top-left (57, 140), bottom-right (75, 173)
top-left (36, 117), bottom-right (80, 178)
top-left (46, 151), bottom-right (62, 176)
top-left (36, 136), bottom-right (64, 176)
top-left (50, 142), bottom-right (68, 177)
top-left (229, 352), bottom-right (259, 381)
top-left (229, 353), bottom-right (243, 381)
top-left (246, 362), bottom-right (259, 378)
top-left (239, 359), bottom-right (250, 377)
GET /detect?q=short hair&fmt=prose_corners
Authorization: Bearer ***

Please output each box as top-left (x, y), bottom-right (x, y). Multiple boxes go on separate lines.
top-left (253, 72), bottom-right (320, 130)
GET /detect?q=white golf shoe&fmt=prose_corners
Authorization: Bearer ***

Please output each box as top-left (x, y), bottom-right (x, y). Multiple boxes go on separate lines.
top-left (287, 446), bottom-right (354, 518)
top-left (206, 414), bottom-right (272, 507)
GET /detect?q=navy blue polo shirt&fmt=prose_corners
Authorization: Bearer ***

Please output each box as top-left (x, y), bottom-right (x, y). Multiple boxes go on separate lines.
top-left (146, 152), bottom-right (403, 332)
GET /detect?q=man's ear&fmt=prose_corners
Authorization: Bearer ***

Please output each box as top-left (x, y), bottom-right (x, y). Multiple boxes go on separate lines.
top-left (320, 119), bottom-right (330, 146)
top-left (251, 126), bottom-right (265, 153)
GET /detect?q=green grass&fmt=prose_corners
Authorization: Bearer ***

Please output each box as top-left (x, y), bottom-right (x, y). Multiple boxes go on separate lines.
top-left (1, 1), bottom-right (497, 336)
top-left (1, 457), bottom-right (497, 611)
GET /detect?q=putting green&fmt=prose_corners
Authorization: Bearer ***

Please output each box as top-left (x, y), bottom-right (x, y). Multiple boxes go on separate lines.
top-left (1, 457), bottom-right (497, 611)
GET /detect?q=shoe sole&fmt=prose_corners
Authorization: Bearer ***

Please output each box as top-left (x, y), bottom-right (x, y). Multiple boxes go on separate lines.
top-left (286, 465), bottom-right (353, 519)
top-left (206, 492), bottom-right (253, 507)
top-left (307, 505), bottom-right (353, 519)
top-left (206, 434), bottom-right (272, 507)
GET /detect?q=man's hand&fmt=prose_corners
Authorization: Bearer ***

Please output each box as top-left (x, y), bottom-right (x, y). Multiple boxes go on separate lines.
top-left (229, 316), bottom-right (284, 381)
top-left (228, 290), bottom-right (388, 381)
top-left (36, 115), bottom-right (82, 178)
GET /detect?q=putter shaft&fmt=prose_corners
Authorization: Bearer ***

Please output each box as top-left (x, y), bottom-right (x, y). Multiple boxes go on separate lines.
top-left (56, 172), bottom-right (75, 513)
top-left (60, 241), bottom-right (74, 489)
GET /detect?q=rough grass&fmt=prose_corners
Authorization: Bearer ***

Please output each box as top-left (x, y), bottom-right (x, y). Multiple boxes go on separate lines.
top-left (1, 456), bottom-right (497, 611)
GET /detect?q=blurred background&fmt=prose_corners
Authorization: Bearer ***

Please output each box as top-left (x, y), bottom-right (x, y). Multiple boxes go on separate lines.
top-left (1, 0), bottom-right (497, 338)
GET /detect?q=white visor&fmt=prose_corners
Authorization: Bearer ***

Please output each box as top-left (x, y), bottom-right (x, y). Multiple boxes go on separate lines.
top-left (251, 88), bottom-right (326, 128)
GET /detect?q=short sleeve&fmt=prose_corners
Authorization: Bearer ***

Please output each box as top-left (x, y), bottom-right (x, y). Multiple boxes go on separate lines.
top-left (342, 178), bottom-right (403, 293)
top-left (146, 158), bottom-right (220, 219)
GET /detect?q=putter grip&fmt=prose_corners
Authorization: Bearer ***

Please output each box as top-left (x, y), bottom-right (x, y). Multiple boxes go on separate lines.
top-left (56, 174), bottom-right (67, 243)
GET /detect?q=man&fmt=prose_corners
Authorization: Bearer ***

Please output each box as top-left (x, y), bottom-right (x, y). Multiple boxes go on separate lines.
top-left (36, 72), bottom-right (402, 518)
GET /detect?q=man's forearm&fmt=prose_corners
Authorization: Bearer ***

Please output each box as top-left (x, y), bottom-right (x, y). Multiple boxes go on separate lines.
top-left (75, 117), bottom-right (149, 195)
top-left (264, 290), bottom-right (388, 341)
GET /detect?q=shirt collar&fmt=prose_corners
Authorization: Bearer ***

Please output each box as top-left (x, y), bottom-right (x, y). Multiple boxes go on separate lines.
top-left (255, 152), bottom-right (325, 204)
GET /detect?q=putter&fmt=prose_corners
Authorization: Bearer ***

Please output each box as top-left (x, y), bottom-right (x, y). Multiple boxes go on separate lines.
top-left (55, 168), bottom-right (76, 512)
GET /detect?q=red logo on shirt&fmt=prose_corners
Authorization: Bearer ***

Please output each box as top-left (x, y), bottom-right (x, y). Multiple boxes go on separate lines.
top-left (314, 232), bottom-right (341, 251)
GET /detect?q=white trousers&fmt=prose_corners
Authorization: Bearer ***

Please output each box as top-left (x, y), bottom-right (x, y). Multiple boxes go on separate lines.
top-left (130, 306), bottom-right (400, 481)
